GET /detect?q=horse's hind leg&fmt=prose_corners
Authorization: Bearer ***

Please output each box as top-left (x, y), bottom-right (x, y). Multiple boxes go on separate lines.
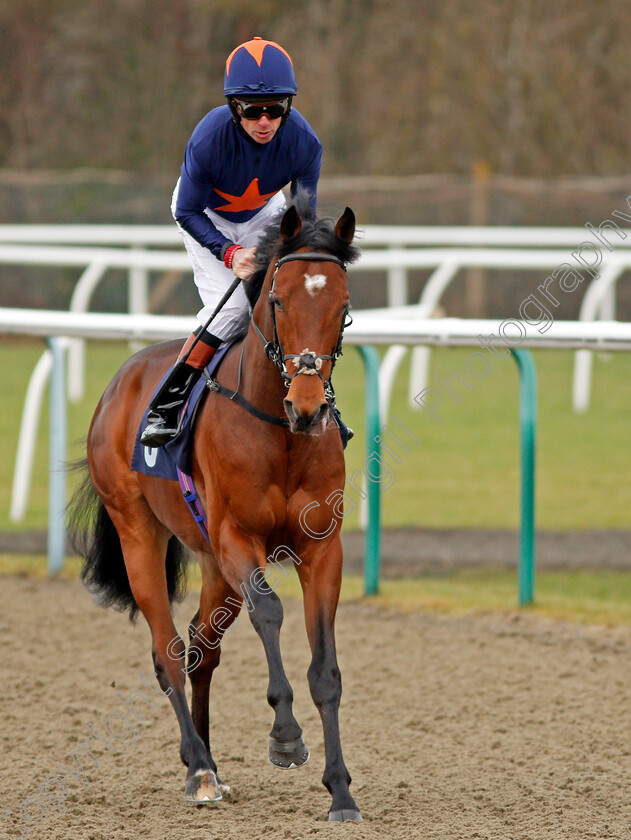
top-left (186, 551), bottom-right (241, 792)
top-left (109, 507), bottom-right (222, 804)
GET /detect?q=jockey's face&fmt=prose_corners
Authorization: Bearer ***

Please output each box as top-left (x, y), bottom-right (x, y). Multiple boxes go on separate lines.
top-left (239, 111), bottom-right (282, 144)
top-left (234, 99), bottom-right (285, 144)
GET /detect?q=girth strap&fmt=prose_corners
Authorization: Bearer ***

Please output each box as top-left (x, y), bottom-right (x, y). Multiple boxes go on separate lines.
top-left (176, 468), bottom-right (210, 543)
top-left (205, 376), bottom-right (290, 429)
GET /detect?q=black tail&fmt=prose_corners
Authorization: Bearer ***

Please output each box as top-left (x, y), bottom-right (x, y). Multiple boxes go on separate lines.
top-left (67, 460), bottom-right (189, 623)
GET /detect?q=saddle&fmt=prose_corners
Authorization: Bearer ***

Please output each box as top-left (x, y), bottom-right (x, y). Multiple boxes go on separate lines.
top-left (130, 341), bottom-right (235, 541)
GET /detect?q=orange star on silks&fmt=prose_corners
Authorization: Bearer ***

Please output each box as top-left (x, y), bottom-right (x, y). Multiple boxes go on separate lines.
top-left (214, 178), bottom-right (278, 213)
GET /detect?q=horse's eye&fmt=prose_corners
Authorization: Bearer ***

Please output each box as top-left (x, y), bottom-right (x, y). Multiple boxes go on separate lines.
top-left (271, 295), bottom-right (284, 312)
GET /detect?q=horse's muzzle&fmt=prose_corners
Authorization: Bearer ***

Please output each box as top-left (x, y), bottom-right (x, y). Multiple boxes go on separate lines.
top-left (283, 398), bottom-right (329, 435)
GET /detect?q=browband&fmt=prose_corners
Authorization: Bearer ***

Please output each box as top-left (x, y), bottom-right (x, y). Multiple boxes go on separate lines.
top-left (275, 252), bottom-right (346, 269)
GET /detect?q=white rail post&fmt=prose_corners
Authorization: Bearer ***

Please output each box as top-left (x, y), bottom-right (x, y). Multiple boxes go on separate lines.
top-left (408, 261), bottom-right (460, 407)
top-left (378, 345), bottom-right (409, 425)
top-left (68, 260), bottom-right (108, 402)
top-left (387, 246), bottom-right (408, 308)
top-left (129, 245), bottom-right (149, 352)
top-left (10, 350), bottom-right (53, 521)
top-left (47, 337), bottom-right (67, 574)
top-left (572, 261), bottom-right (625, 412)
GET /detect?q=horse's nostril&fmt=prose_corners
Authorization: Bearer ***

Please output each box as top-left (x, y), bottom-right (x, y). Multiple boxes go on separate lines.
top-left (315, 403), bottom-right (329, 423)
top-left (283, 398), bottom-right (298, 424)
top-left (284, 399), bottom-right (328, 432)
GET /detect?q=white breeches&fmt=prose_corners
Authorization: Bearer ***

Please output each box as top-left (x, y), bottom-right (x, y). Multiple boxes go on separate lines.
top-left (172, 181), bottom-right (286, 341)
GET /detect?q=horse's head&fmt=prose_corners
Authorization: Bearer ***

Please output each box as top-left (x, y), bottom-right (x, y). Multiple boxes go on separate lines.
top-left (254, 201), bottom-right (357, 436)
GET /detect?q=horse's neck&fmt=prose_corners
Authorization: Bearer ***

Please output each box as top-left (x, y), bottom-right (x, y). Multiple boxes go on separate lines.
top-left (238, 286), bottom-right (287, 414)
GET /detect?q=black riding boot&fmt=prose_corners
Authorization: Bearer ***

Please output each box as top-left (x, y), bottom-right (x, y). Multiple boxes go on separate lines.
top-left (140, 362), bottom-right (201, 447)
top-left (141, 328), bottom-right (220, 447)
top-left (331, 404), bottom-right (354, 449)
top-left (326, 382), bottom-right (354, 449)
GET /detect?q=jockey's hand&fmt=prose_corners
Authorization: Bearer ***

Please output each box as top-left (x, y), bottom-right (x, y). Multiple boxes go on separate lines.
top-left (232, 247), bottom-right (257, 281)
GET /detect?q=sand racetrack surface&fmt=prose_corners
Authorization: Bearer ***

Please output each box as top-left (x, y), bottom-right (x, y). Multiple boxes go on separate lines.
top-left (1, 575), bottom-right (631, 840)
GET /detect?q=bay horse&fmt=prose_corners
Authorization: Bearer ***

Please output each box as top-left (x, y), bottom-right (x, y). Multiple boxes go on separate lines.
top-left (69, 195), bottom-right (362, 821)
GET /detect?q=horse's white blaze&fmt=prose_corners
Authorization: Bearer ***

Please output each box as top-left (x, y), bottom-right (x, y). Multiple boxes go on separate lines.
top-left (304, 273), bottom-right (327, 296)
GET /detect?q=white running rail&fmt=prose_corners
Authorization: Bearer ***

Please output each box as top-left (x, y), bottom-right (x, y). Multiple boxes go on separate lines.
top-left (5, 306), bottom-right (631, 526)
top-left (2, 225), bottom-right (630, 409)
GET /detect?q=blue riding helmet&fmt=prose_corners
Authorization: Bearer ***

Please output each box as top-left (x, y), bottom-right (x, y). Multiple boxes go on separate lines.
top-left (224, 37), bottom-right (298, 98)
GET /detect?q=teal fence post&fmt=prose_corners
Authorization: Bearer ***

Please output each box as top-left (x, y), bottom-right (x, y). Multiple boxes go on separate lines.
top-left (356, 346), bottom-right (381, 595)
top-left (47, 337), bottom-right (67, 575)
top-left (510, 348), bottom-right (537, 606)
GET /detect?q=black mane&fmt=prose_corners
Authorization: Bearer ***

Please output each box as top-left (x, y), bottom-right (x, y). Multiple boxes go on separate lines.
top-left (245, 189), bottom-right (360, 307)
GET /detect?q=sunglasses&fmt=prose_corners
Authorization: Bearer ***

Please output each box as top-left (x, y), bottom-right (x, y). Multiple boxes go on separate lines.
top-left (234, 98), bottom-right (289, 120)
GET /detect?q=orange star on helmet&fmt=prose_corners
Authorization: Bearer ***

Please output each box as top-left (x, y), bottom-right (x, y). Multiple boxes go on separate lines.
top-left (213, 178), bottom-right (278, 213)
top-left (225, 37), bottom-right (293, 75)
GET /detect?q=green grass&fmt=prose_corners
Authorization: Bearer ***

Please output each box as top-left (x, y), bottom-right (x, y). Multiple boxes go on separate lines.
top-left (2, 336), bottom-right (631, 532)
top-left (4, 337), bottom-right (631, 627)
top-left (0, 338), bottom-right (131, 531)
top-left (3, 552), bottom-right (631, 626)
top-left (264, 564), bottom-right (631, 626)
top-left (0, 553), bottom-right (83, 578)
top-left (369, 570), bottom-right (631, 625)
top-left (336, 344), bottom-right (631, 530)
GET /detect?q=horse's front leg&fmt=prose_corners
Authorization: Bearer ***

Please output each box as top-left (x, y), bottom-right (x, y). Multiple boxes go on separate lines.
top-left (218, 526), bottom-right (309, 769)
top-left (296, 536), bottom-right (362, 821)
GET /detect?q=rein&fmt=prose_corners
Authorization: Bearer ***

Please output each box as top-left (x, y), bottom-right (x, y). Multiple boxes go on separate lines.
top-left (206, 250), bottom-right (351, 430)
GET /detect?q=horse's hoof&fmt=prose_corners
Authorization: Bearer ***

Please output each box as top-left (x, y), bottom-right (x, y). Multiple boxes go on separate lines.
top-left (184, 769), bottom-right (223, 804)
top-left (268, 735), bottom-right (310, 769)
top-left (328, 809), bottom-right (363, 822)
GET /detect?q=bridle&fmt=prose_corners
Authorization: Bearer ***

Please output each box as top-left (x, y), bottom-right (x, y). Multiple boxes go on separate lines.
top-left (205, 250), bottom-right (352, 430)
top-left (251, 251), bottom-right (353, 388)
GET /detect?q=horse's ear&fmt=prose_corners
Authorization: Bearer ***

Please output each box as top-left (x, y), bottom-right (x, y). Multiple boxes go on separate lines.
top-left (335, 207), bottom-right (356, 243)
top-left (280, 205), bottom-right (303, 240)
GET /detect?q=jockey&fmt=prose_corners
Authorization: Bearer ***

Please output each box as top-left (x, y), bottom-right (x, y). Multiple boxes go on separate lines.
top-left (141, 37), bottom-right (322, 447)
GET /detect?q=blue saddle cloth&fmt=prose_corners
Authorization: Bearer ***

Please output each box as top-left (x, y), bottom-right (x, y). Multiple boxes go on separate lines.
top-left (130, 341), bottom-right (234, 481)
